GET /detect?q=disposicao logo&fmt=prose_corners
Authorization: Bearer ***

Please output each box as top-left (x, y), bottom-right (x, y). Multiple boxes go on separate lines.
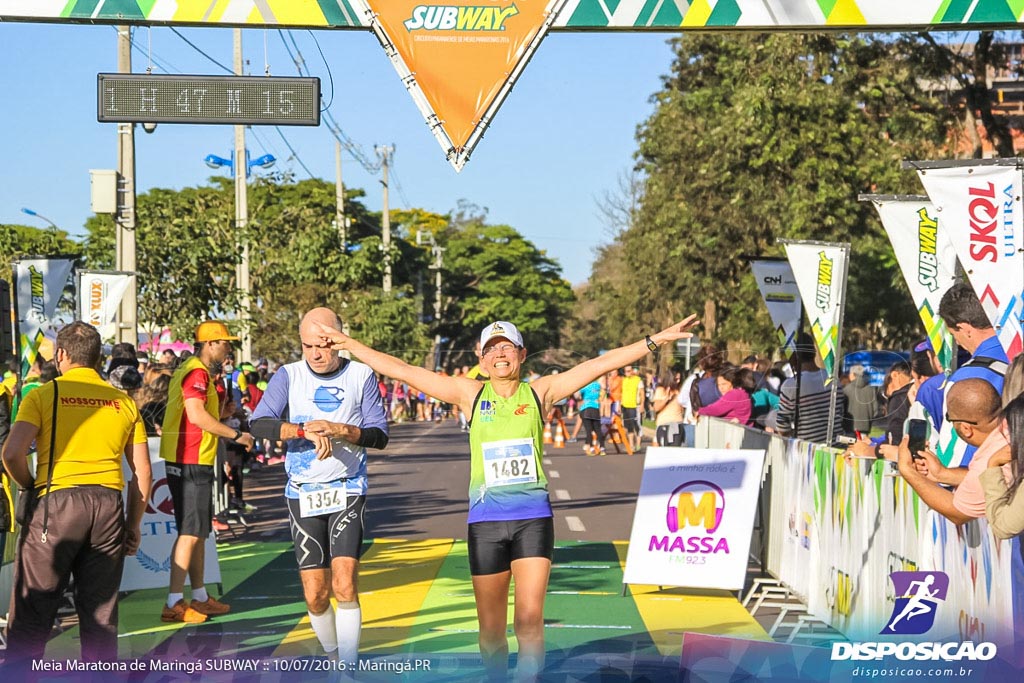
top-left (830, 570), bottom-right (997, 662)
top-left (405, 4), bottom-right (520, 31)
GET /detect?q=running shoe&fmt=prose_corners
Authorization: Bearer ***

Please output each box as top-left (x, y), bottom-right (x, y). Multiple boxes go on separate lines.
top-left (161, 600), bottom-right (207, 623)
top-left (191, 596), bottom-right (231, 616)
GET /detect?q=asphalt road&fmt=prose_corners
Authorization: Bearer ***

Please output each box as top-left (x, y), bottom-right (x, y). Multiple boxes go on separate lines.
top-left (363, 419), bottom-right (648, 541)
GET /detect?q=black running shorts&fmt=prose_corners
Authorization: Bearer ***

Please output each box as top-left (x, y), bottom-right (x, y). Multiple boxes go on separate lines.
top-left (467, 517), bottom-right (554, 576)
top-left (286, 494), bottom-right (366, 570)
top-left (166, 463), bottom-right (214, 538)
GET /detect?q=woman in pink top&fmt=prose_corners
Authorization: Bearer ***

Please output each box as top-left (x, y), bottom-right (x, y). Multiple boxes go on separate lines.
top-left (698, 366), bottom-right (754, 426)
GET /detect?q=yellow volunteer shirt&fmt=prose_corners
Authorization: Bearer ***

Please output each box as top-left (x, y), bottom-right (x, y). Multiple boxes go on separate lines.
top-left (621, 375), bottom-right (642, 409)
top-left (15, 367), bottom-right (146, 494)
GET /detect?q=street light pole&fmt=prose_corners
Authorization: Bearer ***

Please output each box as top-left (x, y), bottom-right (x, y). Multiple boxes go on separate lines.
top-left (116, 25), bottom-right (138, 347)
top-left (20, 208), bottom-right (58, 230)
top-left (234, 28), bottom-right (252, 363)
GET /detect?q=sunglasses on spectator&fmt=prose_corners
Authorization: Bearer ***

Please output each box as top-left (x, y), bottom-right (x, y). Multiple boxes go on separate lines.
top-left (945, 412), bottom-right (978, 426)
top-left (913, 340), bottom-right (931, 353)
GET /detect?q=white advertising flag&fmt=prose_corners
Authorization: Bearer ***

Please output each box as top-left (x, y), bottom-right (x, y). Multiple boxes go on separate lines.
top-left (78, 270), bottom-right (133, 329)
top-left (14, 257), bottom-right (75, 374)
top-left (871, 197), bottom-right (957, 370)
top-left (750, 259), bottom-right (803, 354)
top-left (781, 241), bottom-right (850, 383)
top-left (623, 447), bottom-right (765, 590)
top-left (917, 164), bottom-right (1024, 359)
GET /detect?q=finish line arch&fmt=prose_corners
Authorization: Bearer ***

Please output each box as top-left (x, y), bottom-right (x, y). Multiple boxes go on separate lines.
top-left (5, 1), bottom-right (1022, 167)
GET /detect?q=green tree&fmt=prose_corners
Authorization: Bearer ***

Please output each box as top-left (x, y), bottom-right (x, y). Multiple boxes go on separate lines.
top-left (0, 224), bottom-right (83, 268)
top-left (82, 176), bottom-right (430, 359)
top-left (583, 33), bottom-right (950, 355)
top-left (437, 218), bottom-right (575, 369)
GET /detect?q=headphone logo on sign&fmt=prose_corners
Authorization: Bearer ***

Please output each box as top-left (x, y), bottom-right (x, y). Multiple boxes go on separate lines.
top-left (665, 480), bottom-right (726, 534)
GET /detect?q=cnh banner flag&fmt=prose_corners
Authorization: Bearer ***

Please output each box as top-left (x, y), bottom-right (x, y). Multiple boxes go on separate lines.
top-left (869, 196), bottom-right (956, 371)
top-left (14, 257), bottom-right (75, 375)
top-left (781, 241), bottom-right (850, 384)
top-left (917, 164), bottom-right (1024, 360)
top-left (360, 0), bottom-right (564, 170)
top-left (78, 270), bottom-right (132, 329)
top-left (750, 259), bottom-right (802, 354)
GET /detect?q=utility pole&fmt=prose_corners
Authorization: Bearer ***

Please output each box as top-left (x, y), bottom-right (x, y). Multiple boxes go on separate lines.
top-left (116, 25), bottom-right (138, 347)
top-left (234, 28), bottom-right (252, 362)
top-left (417, 231), bottom-right (445, 369)
top-left (375, 145), bottom-right (393, 293)
top-left (335, 137), bottom-right (347, 251)
top-left (431, 244), bottom-right (444, 333)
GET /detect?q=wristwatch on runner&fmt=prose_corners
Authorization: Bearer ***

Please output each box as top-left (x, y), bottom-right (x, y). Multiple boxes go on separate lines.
top-left (296, 423), bottom-right (306, 439)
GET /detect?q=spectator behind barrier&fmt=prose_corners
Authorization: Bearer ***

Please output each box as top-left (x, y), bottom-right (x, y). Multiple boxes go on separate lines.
top-left (896, 378), bottom-right (1002, 525)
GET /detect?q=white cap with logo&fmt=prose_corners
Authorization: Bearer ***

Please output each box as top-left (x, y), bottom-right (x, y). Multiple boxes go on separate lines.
top-left (479, 321), bottom-right (524, 349)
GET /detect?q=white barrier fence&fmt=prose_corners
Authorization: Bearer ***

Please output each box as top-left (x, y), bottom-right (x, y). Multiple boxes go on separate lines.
top-left (697, 418), bottom-right (1016, 644)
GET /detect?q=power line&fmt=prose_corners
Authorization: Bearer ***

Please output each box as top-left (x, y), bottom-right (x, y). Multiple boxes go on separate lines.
top-left (278, 29), bottom-right (379, 175)
top-left (389, 163), bottom-right (412, 208)
top-left (164, 27), bottom-right (318, 181)
top-left (306, 29), bottom-right (336, 111)
top-left (274, 126), bottom-right (317, 179)
top-left (111, 26), bottom-right (179, 73)
top-left (169, 27), bottom-right (233, 74)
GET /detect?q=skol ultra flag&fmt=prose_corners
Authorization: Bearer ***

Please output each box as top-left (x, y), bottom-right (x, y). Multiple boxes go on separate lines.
top-left (918, 165), bottom-right (1024, 360)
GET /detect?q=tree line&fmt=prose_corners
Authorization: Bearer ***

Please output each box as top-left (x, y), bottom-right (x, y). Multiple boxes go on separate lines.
top-left (2, 31), bottom-right (1016, 367)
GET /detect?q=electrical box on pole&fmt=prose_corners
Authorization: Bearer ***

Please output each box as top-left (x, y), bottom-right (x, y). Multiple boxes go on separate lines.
top-left (89, 169), bottom-right (119, 214)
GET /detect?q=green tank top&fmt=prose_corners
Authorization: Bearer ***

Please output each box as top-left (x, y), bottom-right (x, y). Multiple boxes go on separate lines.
top-left (467, 381), bottom-right (551, 523)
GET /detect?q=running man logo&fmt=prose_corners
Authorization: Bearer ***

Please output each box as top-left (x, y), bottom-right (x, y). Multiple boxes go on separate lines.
top-left (405, 4), bottom-right (520, 31)
top-left (815, 251), bottom-right (832, 312)
top-left (916, 207), bottom-right (940, 292)
top-left (665, 480), bottom-right (725, 534)
top-left (882, 571), bottom-right (949, 635)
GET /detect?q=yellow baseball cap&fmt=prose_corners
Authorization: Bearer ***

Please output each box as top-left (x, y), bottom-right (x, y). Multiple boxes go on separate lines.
top-left (195, 320), bottom-right (239, 342)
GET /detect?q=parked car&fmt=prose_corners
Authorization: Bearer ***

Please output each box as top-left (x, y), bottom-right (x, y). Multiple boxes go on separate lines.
top-left (841, 350), bottom-right (910, 387)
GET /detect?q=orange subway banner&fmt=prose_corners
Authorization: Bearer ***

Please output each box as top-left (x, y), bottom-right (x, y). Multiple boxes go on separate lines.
top-left (365, 0), bottom-right (562, 169)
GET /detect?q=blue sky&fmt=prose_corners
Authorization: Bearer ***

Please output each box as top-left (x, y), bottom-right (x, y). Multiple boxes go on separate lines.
top-left (0, 22), bottom-right (675, 286)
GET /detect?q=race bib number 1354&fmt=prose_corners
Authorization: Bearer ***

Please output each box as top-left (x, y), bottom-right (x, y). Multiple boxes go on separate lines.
top-left (298, 486), bottom-right (347, 518)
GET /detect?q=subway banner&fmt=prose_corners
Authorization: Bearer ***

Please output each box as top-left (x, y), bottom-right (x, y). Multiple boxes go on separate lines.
top-left (78, 270), bottom-right (133, 330)
top-left (357, 0), bottom-right (564, 170)
top-left (868, 196), bottom-right (956, 371)
top-left (622, 447), bottom-right (765, 591)
top-left (781, 240), bottom-right (850, 383)
top-left (5, 1), bottom-right (1024, 29)
top-left (750, 258), bottom-right (802, 354)
top-left (917, 164), bottom-right (1024, 360)
top-left (13, 257), bottom-right (75, 376)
